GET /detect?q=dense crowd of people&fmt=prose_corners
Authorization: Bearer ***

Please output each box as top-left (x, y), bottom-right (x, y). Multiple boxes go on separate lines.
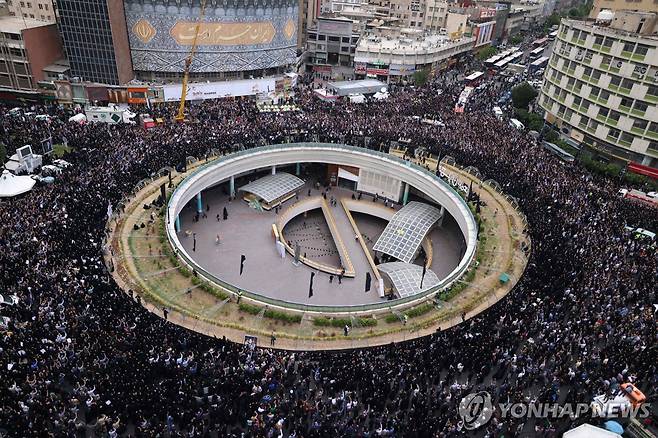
top-left (0, 52), bottom-right (656, 437)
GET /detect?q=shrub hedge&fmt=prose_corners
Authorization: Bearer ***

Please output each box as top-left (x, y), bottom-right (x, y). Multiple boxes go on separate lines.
top-left (238, 303), bottom-right (302, 324)
top-left (313, 316), bottom-right (377, 327)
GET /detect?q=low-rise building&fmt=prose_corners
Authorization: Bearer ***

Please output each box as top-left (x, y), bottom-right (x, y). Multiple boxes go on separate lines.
top-left (0, 16), bottom-right (64, 90)
top-left (306, 16), bottom-right (361, 78)
top-left (505, 3), bottom-right (544, 35)
top-left (354, 32), bottom-right (475, 81)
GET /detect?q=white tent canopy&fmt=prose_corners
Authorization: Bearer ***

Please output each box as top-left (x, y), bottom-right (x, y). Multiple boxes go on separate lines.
top-left (68, 113), bottom-right (87, 124)
top-left (348, 94), bottom-right (366, 104)
top-left (563, 424), bottom-right (621, 438)
top-left (0, 169), bottom-right (36, 197)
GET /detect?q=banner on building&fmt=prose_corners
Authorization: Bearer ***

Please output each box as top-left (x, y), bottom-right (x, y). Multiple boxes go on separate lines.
top-left (162, 77), bottom-right (278, 102)
top-left (54, 81), bottom-right (73, 103)
top-left (389, 64), bottom-right (416, 76)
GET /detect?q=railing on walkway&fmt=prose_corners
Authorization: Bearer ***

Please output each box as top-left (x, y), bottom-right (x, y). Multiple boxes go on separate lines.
top-left (111, 142), bottom-right (529, 316)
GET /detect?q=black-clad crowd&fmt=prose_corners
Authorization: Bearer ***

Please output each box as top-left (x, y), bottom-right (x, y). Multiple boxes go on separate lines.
top-left (0, 62), bottom-right (656, 437)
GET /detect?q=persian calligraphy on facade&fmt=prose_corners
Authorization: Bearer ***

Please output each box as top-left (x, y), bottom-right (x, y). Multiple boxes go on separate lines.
top-left (169, 21), bottom-right (276, 46)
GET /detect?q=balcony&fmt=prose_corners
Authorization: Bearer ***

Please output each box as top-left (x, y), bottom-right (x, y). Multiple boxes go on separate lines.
top-left (620, 50), bottom-right (633, 59)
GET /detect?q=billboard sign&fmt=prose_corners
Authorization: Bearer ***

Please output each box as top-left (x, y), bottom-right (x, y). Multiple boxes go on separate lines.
top-left (125, 0), bottom-right (299, 73)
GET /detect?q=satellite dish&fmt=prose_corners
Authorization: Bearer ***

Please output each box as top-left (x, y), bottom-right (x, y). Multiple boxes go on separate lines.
top-left (380, 87), bottom-right (387, 93)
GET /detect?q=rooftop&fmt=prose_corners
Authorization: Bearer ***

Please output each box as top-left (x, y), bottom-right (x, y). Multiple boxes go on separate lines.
top-left (357, 32), bottom-right (475, 53)
top-left (0, 16), bottom-right (52, 34)
top-left (327, 78), bottom-right (386, 91)
top-left (238, 172), bottom-right (305, 204)
top-left (563, 17), bottom-right (658, 41)
top-left (378, 262), bottom-right (441, 298)
top-left (373, 201), bottom-right (444, 264)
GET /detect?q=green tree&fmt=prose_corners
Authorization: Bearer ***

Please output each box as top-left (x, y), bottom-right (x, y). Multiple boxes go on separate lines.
top-left (413, 69), bottom-right (429, 86)
top-left (0, 142), bottom-right (6, 165)
top-left (514, 107), bottom-right (530, 125)
top-left (546, 13), bottom-right (561, 27)
top-left (545, 129), bottom-right (559, 142)
top-left (509, 34), bottom-right (523, 45)
top-left (527, 113), bottom-right (545, 132)
top-left (511, 82), bottom-right (538, 109)
top-left (477, 46), bottom-right (497, 61)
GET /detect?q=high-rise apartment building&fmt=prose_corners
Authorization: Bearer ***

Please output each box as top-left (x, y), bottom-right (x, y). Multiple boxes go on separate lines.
top-left (590, 0), bottom-right (657, 19)
top-left (538, 15), bottom-right (658, 167)
top-left (55, 0), bottom-right (133, 85)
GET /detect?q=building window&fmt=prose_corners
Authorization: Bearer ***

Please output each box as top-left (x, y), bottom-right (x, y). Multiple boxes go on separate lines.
top-left (634, 100), bottom-right (648, 113)
top-left (620, 97), bottom-right (633, 109)
top-left (584, 51), bottom-right (593, 63)
top-left (633, 119), bottom-right (648, 130)
top-left (646, 85), bottom-right (658, 99)
top-left (635, 44), bottom-right (649, 56)
top-left (607, 128), bottom-right (621, 140)
top-left (619, 133), bottom-right (633, 145)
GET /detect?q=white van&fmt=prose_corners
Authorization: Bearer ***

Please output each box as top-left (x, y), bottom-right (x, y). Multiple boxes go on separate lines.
top-left (493, 106), bottom-right (503, 120)
top-left (509, 118), bottom-right (524, 130)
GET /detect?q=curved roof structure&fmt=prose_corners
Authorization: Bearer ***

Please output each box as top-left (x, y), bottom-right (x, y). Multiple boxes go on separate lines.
top-left (373, 201), bottom-right (443, 263)
top-left (166, 143), bottom-right (477, 311)
top-left (378, 262), bottom-right (441, 298)
top-left (238, 172), bottom-right (304, 203)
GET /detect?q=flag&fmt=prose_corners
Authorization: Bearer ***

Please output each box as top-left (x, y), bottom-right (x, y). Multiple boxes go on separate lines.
top-left (240, 255), bottom-right (246, 275)
top-left (276, 240), bottom-right (286, 259)
top-left (420, 262), bottom-right (427, 289)
top-left (308, 272), bottom-right (315, 298)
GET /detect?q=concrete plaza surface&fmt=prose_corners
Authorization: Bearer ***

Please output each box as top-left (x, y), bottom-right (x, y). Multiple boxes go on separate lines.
top-left (177, 181), bottom-right (463, 306)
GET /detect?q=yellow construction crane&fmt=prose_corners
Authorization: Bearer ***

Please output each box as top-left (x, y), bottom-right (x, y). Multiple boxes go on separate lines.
top-left (175, 0), bottom-right (208, 122)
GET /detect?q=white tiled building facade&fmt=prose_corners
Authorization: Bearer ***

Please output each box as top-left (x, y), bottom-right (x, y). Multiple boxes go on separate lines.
top-left (539, 18), bottom-right (658, 167)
